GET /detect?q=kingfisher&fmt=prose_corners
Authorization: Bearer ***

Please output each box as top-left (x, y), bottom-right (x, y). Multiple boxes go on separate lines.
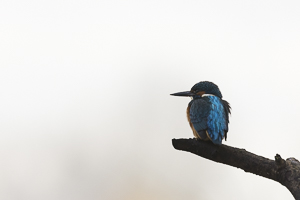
top-left (171, 81), bottom-right (231, 145)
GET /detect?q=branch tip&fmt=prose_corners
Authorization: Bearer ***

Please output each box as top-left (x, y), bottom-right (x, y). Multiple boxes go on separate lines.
top-left (275, 154), bottom-right (286, 167)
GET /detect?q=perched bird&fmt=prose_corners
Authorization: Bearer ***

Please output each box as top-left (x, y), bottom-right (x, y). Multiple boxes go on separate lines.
top-left (171, 81), bottom-right (231, 145)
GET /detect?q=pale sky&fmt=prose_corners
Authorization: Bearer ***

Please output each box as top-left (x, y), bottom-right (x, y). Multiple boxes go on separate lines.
top-left (1, 1), bottom-right (300, 200)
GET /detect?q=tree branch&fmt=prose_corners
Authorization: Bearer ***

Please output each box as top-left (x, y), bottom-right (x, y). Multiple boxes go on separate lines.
top-left (172, 138), bottom-right (300, 200)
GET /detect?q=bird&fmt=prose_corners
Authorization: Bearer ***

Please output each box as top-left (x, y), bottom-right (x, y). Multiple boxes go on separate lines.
top-left (171, 81), bottom-right (231, 145)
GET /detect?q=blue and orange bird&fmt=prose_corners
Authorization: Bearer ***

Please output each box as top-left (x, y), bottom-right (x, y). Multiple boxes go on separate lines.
top-left (171, 81), bottom-right (231, 145)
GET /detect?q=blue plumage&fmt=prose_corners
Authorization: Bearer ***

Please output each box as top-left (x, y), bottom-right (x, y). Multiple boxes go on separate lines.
top-left (189, 99), bottom-right (210, 140)
top-left (171, 81), bottom-right (231, 145)
top-left (206, 96), bottom-right (228, 144)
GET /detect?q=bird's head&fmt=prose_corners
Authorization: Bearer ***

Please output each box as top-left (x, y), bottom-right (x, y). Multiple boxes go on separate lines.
top-left (170, 81), bottom-right (223, 99)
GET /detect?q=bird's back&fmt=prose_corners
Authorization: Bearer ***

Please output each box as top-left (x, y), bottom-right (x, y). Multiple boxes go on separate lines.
top-left (188, 96), bottom-right (230, 144)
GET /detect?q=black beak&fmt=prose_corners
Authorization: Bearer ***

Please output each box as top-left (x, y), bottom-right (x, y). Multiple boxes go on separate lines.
top-left (170, 91), bottom-right (195, 97)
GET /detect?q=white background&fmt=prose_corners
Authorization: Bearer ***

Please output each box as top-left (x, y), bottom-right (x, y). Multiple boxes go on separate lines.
top-left (1, 1), bottom-right (300, 199)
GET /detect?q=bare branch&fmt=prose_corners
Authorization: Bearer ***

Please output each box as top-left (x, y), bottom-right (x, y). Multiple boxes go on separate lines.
top-left (172, 138), bottom-right (300, 200)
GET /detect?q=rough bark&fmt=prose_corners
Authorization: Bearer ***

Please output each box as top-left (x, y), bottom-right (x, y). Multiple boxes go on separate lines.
top-left (172, 138), bottom-right (300, 200)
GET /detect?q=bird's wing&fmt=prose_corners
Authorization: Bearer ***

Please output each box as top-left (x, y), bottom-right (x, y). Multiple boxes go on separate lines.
top-left (205, 96), bottom-right (228, 144)
top-left (189, 99), bottom-right (211, 135)
top-left (221, 99), bottom-right (231, 140)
